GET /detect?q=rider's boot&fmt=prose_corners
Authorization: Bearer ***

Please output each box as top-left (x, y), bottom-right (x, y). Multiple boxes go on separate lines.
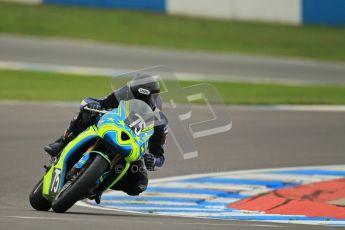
top-left (44, 131), bottom-right (75, 157)
top-left (44, 111), bottom-right (84, 157)
top-left (94, 194), bottom-right (101, 204)
top-left (44, 110), bottom-right (96, 157)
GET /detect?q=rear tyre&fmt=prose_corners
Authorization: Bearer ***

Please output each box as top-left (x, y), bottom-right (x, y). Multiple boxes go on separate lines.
top-left (51, 155), bottom-right (108, 213)
top-left (29, 178), bottom-right (51, 211)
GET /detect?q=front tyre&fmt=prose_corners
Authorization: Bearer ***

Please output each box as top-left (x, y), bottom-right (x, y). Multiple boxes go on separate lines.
top-left (29, 178), bottom-right (51, 211)
top-left (52, 155), bottom-right (108, 213)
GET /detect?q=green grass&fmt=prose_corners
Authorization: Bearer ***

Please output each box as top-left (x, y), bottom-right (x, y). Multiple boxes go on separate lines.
top-left (1, 3), bottom-right (345, 61)
top-left (1, 69), bottom-right (345, 105)
top-left (0, 70), bottom-right (110, 101)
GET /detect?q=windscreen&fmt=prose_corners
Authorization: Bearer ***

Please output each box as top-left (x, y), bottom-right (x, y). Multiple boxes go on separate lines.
top-left (124, 99), bottom-right (154, 136)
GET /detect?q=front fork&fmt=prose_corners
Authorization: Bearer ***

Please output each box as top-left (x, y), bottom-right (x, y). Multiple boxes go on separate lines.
top-left (69, 152), bottom-right (110, 184)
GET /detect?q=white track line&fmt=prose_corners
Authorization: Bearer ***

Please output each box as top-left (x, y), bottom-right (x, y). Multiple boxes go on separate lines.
top-left (1, 60), bottom-right (344, 86)
top-left (1, 100), bottom-right (345, 112)
top-left (75, 203), bottom-right (285, 228)
top-left (0, 215), bottom-right (283, 227)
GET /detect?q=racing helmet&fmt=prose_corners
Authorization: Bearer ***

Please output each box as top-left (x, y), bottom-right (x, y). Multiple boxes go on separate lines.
top-left (129, 73), bottom-right (160, 110)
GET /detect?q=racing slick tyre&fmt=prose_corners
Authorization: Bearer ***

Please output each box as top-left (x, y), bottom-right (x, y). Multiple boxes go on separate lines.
top-left (29, 178), bottom-right (52, 211)
top-left (51, 155), bottom-right (108, 213)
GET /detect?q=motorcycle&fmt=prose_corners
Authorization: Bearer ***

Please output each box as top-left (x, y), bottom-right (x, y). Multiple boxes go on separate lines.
top-left (29, 99), bottom-right (155, 213)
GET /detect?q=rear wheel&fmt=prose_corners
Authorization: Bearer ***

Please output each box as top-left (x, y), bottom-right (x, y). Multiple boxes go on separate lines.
top-left (51, 155), bottom-right (108, 213)
top-left (29, 178), bottom-right (51, 211)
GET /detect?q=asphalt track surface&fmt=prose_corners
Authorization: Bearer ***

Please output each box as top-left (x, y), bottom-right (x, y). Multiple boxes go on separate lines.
top-left (1, 102), bottom-right (344, 230)
top-left (1, 35), bottom-right (345, 229)
top-left (1, 35), bottom-right (345, 84)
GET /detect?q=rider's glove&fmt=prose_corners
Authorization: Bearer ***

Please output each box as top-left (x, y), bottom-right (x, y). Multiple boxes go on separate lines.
top-left (80, 98), bottom-right (102, 114)
top-left (81, 101), bottom-right (102, 114)
top-left (144, 153), bottom-right (156, 171)
top-left (85, 102), bottom-right (101, 111)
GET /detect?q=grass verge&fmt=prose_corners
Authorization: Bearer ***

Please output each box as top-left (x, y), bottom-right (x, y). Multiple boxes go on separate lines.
top-left (1, 69), bottom-right (345, 105)
top-left (1, 3), bottom-right (345, 61)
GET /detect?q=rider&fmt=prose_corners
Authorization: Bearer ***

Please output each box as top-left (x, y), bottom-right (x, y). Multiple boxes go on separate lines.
top-left (44, 73), bottom-right (168, 197)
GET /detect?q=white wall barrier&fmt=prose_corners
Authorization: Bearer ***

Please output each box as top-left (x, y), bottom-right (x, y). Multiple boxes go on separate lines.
top-left (167, 0), bottom-right (301, 25)
top-left (0, 0), bottom-right (42, 4)
top-left (2, 0), bottom-right (344, 26)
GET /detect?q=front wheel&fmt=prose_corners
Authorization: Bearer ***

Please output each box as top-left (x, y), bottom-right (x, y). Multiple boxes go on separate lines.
top-left (29, 178), bottom-right (51, 211)
top-left (51, 155), bottom-right (108, 213)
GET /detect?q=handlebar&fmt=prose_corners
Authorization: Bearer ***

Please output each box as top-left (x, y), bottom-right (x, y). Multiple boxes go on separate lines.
top-left (83, 107), bottom-right (108, 114)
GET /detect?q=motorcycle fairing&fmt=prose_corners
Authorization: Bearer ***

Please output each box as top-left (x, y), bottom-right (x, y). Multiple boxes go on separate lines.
top-left (42, 100), bottom-right (154, 200)
top-left (42, 126), bottom-right (98, 200)
top-left (97, 100), bottom-right (154, 163)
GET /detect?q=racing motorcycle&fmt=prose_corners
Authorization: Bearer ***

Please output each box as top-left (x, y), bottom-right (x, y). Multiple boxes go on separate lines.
top-left (29, 99), bottom-right (155, 213)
